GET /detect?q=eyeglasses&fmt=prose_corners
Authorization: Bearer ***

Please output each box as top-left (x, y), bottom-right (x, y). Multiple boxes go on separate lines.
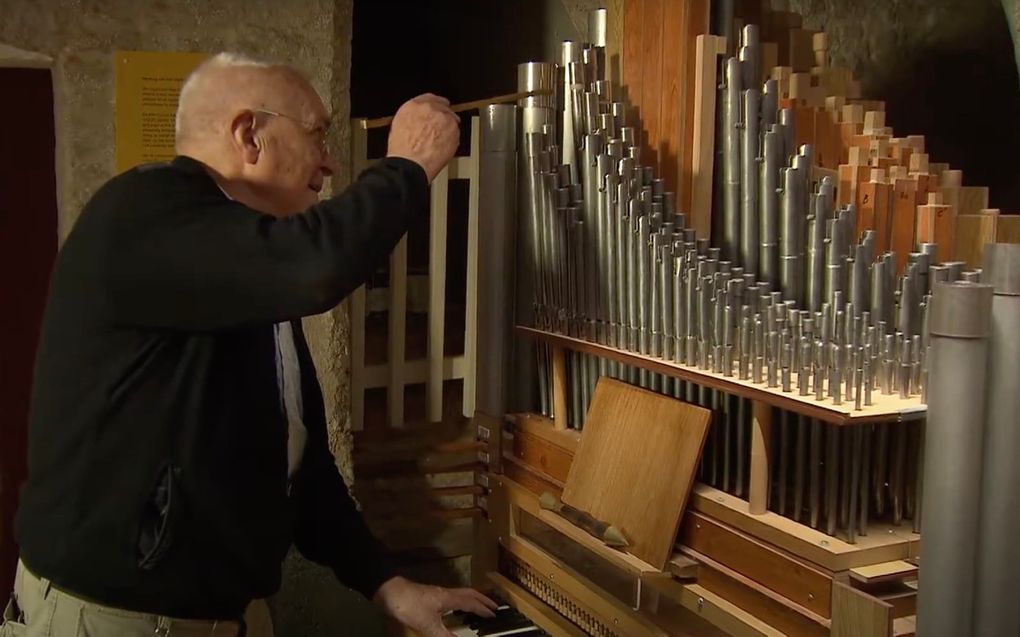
top-left (252, 108), bottom-right (330, 155)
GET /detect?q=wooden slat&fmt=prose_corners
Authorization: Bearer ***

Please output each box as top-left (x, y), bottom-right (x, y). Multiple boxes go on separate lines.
top-left (681, 511), bottom-right (832, 618)
top-left (640, 0), bottom-right (665, 171)
top-left (361, 355), bottom-right (467, 389)
top-left (516, 326), bottom-right (927, 426)
top-left (831, 581), bottom-right (892, 637)
top-left (640, 575), bottom-right (788, 637)
top-left (503, 454), bottom-right (565, 497)
top-left (510, 413), bottom-right (581, 453)
top-left (749, 400), bottom-right (773, 515)
top-left (462, 119), bottom-right (480, 418)
top-left (427, 167), bottom-right (449, 423)
top-left (388, 236), bottom-right (408, 427)
top-left (562, 378), bottom-right (711, 569)
top-left (511, 427), bottom-right (574, 485)
top-left (691, 34), bottom-right (725, 237)
top-left (691, 485), bottom-right (917, 572)
top-left (679, 546), bottom-right (829, 637)
top-left (849, 561), bottom-right (918, 586)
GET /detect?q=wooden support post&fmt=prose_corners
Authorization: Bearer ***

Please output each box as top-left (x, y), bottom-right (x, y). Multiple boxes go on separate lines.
top-left (955, 209), bottom-right (998, 268)
top-left (749, 400), bottom-right (773, 515)
top-left (690, 34), bottom-right (725, 238)
top-left (552, 346), bottom-right (568, 431)
top-left (427, 167), bottom-right (450, 423)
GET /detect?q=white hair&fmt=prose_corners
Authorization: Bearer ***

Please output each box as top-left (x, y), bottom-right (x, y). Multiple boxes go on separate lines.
top-left (175, 52), bottom-right (276, 139)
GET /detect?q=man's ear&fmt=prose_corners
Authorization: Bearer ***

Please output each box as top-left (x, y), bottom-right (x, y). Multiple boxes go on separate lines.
top-left (230, 110), bottom-right (260, 165)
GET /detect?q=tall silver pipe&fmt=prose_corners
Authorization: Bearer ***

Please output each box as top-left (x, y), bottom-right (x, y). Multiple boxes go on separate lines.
top-left (740, 89), bottom-right (760, 273)
top-left (974, 244), bottom-right (1020, 637)
top-left (739, 25), bottom-right (760, 90)
top-left (778, 108), bottom-right (795, 160)
top-left (760, 128), bottom-right (781, 284)
top-left (723, 57), bottom-right (742, 262)
top-left (917, 282), bottom-right (994, 637)
top-left (476, 105), bottom-right (518, 417)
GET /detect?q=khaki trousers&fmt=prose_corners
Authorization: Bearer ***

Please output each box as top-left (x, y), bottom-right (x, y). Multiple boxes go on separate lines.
top-left (1, 561), bottom-right (274, 637)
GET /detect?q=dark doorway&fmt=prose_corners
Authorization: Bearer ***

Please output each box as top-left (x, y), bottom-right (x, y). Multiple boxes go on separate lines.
top-left (0, 66), bottom-right (58, 596)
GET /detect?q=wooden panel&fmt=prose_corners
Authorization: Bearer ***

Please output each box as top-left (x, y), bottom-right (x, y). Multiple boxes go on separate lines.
top-left (680, 547), bottom-right (829, 637)
top-left (640, 0), bottom-right (664, 171)
top-left (562, 378), bottom-right (711, 569)
top-left (511, 413), bottom-right (581, 453)
top-left (691, 485), bottom-right (918, 572)
top-left (954, 213), bottom-right (997, 268)
top-left (623, 0), bottom-right (644, 112)
top-left (681, 511), bottom-right (833, 618)
top-left (503, 454), bottom-right (564, 497)
top-left (659, 0), bottom-right (685, 195)
top-left (511, 429), bottom-right (574, 485)
top-left (831, 581), bottom-right (892, 637)
top-left (849, 561), bottom-right (918, 586)
top-left (640, 575), bottom-right (788, 637)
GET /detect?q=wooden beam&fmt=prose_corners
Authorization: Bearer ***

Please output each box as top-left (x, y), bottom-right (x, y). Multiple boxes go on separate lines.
top-left (749, 400), bottom-right (773, 514)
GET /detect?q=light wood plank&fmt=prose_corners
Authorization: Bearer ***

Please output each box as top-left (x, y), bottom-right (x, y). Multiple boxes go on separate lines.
top-left (849, 561), bottom-right (918, 586)
top-left (427, 167), bottom-right (449, 423)
top-left (749, 400), bottom-right (773, 515)
top-left (362, 355), bottom-right (467, 390)
top-left (691, 34), bottom-right (725, 239)
top-left (462, 119), bottom-right (480, 418)
top-left (831, 581), bottom-right (892, 637)
top-left (562, 378), bottom-right (711, 569)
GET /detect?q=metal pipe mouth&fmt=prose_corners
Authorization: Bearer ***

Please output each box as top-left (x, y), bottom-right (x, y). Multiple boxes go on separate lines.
top-left (929, 282), bottom-right (993, 338)
top-left (983, 243), bottom-right (1020, 295)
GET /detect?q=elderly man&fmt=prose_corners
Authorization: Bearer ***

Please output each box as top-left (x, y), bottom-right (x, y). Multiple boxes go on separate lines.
top-left (1, 53), bottom-right (496, 636)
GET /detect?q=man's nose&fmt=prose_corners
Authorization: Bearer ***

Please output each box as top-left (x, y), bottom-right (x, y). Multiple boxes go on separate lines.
top-left (321, 152), bottom-right (338, 178)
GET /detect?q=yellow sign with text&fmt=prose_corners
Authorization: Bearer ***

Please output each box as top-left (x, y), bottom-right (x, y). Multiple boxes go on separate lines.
top-left (115, 50), bottom-right (208, 173)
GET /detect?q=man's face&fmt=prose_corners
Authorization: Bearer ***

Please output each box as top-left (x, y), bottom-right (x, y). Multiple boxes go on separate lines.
top-left (245, 84), bottom-right (338, 217)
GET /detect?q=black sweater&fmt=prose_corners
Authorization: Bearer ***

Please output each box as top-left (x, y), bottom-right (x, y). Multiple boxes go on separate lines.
top-left (16, 155), bottom-right (428, 619)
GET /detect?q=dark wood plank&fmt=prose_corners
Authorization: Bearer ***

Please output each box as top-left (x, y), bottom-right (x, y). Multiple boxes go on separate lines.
top-left (640, 0), bottom-right (664, 171)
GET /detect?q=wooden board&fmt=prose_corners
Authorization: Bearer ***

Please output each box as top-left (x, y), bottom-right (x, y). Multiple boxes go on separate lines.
top-left (681, 511), bottom-right (833, 618)
top-left (849, 561), bottom-right (918, 586)
top-left (831, 582), bottom-right (892, 637)
top-left (517, 327), bottom-right (928, 426)
top-left (953, 213), bottom-right (996, 268)
top-left (691, 34), bottom-right (726, 238)
top-left (997, 214), bottom-right (1020, 244)
top-left (562, 378), bottom-right (711, 569)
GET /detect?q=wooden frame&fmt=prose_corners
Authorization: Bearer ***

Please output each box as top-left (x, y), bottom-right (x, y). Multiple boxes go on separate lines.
top-left (349, 119), bottom-right (481, 429)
